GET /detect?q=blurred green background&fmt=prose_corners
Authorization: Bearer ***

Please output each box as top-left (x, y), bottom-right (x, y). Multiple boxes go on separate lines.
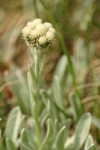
top-left (0, 0), bottom-right (100, 147)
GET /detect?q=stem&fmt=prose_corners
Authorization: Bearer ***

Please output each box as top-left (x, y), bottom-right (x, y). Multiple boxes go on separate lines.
top-left (29, 48), bottom-right (44, 149)
top-left (34, 50), bottom-right (38, 77)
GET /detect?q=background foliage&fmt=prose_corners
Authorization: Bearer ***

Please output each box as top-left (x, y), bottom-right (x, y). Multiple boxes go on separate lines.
top-left (0, 0), bottom-right (100, 149)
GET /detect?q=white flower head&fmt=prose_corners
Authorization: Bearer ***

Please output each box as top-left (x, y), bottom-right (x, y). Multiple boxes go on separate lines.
top-left (49, 27), bottom-right (56, 33)
top-left (46, 31), bottom-right (55, 41)
top-left (27, 22), bottom-right (35, 29)
top-left (22, 26), bottom-right (31, 37)
top-left (38, 36), bottom-right (47, 46)
top-left (30, 29), bottom-right (40, 39)
top-left (22, 18), bottom-right (55, 49)
top-left (44, 22), bottom-right (53, 29)
top-left (32, 18), bottom-right (42, 26)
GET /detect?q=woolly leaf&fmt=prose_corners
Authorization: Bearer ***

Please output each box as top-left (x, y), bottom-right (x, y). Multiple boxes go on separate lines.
top-left (53, 126), bottom-right (66, 150)
top-left (84, 135), bottom-right (95, 150)
top-left (72, 113), bottom-right (92, 150)
top-left (6, 138), bottom-right (16, 150)
top-left (69, 92), bottom-right (83, 122)
top-left (41, 119), bottom-right (53, 149)
top-left (5, 107), bottom-right (23, 145)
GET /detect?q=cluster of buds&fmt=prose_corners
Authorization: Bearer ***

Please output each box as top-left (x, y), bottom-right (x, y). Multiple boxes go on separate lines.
top-left (22, 18), bottom-right (55, 49)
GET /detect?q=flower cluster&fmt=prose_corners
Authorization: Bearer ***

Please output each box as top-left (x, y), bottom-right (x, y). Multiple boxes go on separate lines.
top-left (22, 18), bottom-right (55, 49)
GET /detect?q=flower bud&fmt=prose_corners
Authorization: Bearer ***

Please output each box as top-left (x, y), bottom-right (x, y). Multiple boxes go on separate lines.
top-left (46, 31), bottom-right (55, 41)
top-left (36, 24), bottom-right (47, 35)
top-left (49, 27), bottom-right (55, 33)
top-left (22, 26), bottom-right (31, 37)
top-left (38, 36), bottom-right (47, 45)
top-left (27, 22), bottom-right (35, 29)
top-left (30, 29), bottom-right (39, 39)
top-left (44, 22), bottom-right (53, 29)
top-left (32, 18), bottom-right (42, 26)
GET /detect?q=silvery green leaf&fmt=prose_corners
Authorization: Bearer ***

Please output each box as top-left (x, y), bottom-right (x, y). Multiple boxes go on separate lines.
top-left (39, 108), bottom-right (49, 127)
top-left (20, 128), bottom-right (37, 150)
top-left (53, 126), bottom-right (66, 150)
top-left (5, 138), bottom-right (16, 150)
top-left (60, 119), bottom-right (72, 139)
top-left (5, 107), bottom-right (23, 145)
top-left (72, 113), bottom-right (92, 150)
top-left (52, 75), bottom-right (64, 110)
top-left (64, 135), bottom-right (75, 149)
top-left (14, 70), bottom-right (31, 115)
top-left (41, 119), bottom-right (53, 149)
top-left (20, 142), bottom-right (32, 150)
top-left (0, 132), bottom-right (5, 150)
top-left (69, 92), bottom-right (83, 122)
top-left (54, 55), bottom-right (68, 86)
top-left (87, 145), bottom-right (97, 150)
top-left (88, 42), bottom-right (95, 60)
top-left (84, 135), bottom-right (94, 150)
top-left (6, 69), bottom-right (31, 115)
top-left (92, 116), bottom-right (100, 130)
